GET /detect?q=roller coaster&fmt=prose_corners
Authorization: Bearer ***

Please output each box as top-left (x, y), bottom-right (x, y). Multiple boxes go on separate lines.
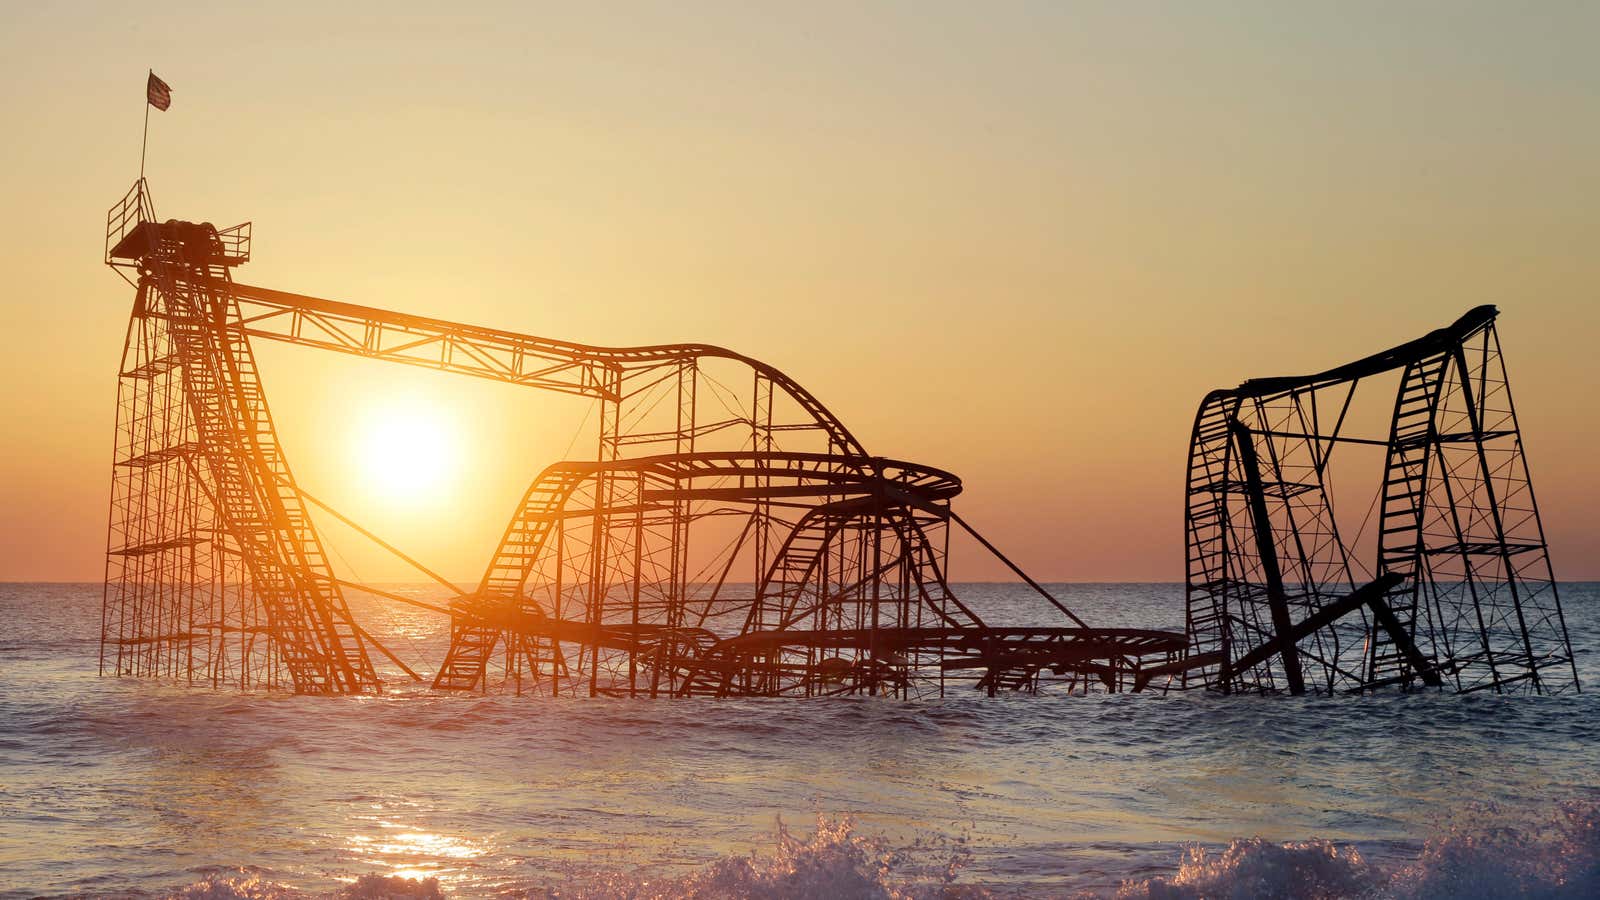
top-left (98, 180), bottom-right (1182, 697)
top-left (1171, 306), bottom-right (1577, 695)
top-left (98, 180), bottom-right (1577, 698)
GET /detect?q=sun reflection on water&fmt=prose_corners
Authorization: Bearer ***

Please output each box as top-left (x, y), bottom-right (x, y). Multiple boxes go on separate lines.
top-left (344, 814), bottom-right (490, 887)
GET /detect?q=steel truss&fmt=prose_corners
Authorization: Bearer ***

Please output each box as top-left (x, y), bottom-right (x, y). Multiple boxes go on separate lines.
top-left (100, 181), bottom-right (1182, 697)
top-left (1176, 307), bottom-right (1577, 695)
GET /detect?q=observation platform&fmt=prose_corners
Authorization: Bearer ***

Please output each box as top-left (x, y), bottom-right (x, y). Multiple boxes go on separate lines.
top-left (107, 219), bottom-right (251, 267)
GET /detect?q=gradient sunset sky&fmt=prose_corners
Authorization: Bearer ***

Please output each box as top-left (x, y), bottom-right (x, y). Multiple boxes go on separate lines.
top-left (1, 2), bottom-right (1596, 582)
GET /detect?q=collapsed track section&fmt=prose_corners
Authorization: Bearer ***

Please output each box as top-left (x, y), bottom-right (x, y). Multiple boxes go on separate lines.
top-left (99, 180), bottom-right (1181, 697)
top-left (1174, 307), bottom-right (1577, 695)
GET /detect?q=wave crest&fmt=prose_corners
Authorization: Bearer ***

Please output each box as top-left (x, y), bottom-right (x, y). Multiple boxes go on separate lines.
top-left (1115, 838), bottom-right (1377, 899)
top-left (156, 802), bottom-right (1600, 899)
top-left (1121, 800), bottom-right (1600, 900)
top-left (531, 814), bottom-right (972, 899)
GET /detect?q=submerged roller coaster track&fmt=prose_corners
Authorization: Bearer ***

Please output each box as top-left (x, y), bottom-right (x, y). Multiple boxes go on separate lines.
top-left (1172, 306), bottom-right (1578, 695)
top-left (98, 180), bottom-right (1182, 697)
top-left (98, 179), bottom-right (1577, 698)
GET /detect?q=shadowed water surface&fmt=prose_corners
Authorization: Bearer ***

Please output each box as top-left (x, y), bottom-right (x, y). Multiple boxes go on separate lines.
top-left (2, 583), bottom-right (1597, 897)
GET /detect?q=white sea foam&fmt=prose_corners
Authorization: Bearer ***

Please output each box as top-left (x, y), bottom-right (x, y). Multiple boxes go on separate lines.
top-left (1114, 838), bottom-right (1377, 899)
top-left (1119, 800), bottom-right (1600, 900)
top-left (152, 802), bottom-right (1600, 899)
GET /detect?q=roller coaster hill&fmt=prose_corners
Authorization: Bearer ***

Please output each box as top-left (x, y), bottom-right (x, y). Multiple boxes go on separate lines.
top-left (98, 180), bottom-right (1577, 699)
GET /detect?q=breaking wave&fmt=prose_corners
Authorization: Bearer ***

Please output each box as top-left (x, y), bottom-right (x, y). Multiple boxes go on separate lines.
top-left (150, 802), bottom-right (1600, 899)
top-left (1119, 799), bottom-right (1600, 899)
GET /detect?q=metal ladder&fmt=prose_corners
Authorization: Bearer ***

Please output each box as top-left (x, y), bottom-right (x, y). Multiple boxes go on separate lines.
top-left (1369, 352), bottom-right (1452, 687)
top-left (143, 235), bottom-right (378, 693)
top-left (433, 467), bottom-right (587, 689)
top-left (1183, 396), bottom-right (1238, 683)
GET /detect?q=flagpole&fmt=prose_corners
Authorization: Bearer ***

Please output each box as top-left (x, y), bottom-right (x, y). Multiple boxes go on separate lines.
top-left (140, 98), bottom-right (150, 181)
top-left (139, 69), bottom-right (154, 180)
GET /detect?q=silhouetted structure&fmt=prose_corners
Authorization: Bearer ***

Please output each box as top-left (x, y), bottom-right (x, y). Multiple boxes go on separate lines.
top-left (99, 181), bottom-right (1578, 699)
top-left (1164, 307), bottom-right (1577, 695)
top-left (99, 180), bottom-right (1182, 697)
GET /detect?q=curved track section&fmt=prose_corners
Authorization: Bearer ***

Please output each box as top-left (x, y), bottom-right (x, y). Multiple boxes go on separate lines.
top-left (435, 452), bottom-right (985, 696)
top-left (223, 280), bottom-right (867, 457)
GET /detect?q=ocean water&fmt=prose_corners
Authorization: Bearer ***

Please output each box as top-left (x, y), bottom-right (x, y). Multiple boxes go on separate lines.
top-left (2, 582), bottom-right (1597, 899)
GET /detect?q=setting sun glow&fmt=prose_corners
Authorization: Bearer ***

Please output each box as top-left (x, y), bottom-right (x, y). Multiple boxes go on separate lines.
top-left (350, 403), bottom-right (460, 507)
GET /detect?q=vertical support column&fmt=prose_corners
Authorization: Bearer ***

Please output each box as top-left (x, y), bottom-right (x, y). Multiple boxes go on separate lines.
top-left (868, 474), bottom-right (884, 697)
top-left (629, 469), bottom-right (644, 697)
top-left (654, 359), bottom-right (696, 697)
top-left (104, 281), bottom-right (237, 689)
top-left (552, 516), bottom-right (564, 697)
top-left (1228, 419), bottom-right (1306, 695)
top-left (1482, 326), bottom-right (1579, 691)
top-left (1449, 342), bottom-right (1540, 692)
top-left (588, 365), bottom-right (623, 697)
top-left (750, 372), bottom-right (774, 692)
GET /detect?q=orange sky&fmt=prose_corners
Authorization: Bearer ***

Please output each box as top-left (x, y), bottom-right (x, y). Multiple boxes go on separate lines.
top-left (2, 3), bottom-right (1597, 582)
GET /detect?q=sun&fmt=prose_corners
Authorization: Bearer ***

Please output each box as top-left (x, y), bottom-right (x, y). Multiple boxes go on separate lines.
top-left (350, 401), bottom-right (460, 506)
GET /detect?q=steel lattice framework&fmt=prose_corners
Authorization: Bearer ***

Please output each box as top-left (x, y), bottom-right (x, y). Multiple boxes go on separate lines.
top-left (99, 181), bottom-right (1184, 697)
top-left (1166, 307), bottom-right (1577, 695)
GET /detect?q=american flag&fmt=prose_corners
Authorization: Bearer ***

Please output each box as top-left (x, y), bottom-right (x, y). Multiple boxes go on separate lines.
top-left (146, 71), bottom-right (171, 111)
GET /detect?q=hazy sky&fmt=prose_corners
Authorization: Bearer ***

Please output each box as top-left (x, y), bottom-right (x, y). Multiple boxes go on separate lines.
top-left (2, 2), bottom-right (1596, 582)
